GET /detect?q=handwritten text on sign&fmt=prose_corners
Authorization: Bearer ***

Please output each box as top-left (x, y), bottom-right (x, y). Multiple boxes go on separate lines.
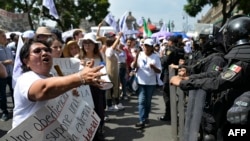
top-left (2, 91), bottom-right (100, 141)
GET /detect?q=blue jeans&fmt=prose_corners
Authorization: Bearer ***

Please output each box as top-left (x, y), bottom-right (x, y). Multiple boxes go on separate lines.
top-left (138, 84), bottom-right (156, 122)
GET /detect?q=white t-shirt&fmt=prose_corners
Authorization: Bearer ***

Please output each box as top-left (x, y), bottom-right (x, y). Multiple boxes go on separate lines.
top-left (12, 71), bottom-right (48, 129)
top-left (105, 47), bottom-right (119, 60)
top-left (136, 52), bottom-right (162, 85)
top-left (118, 50), bottom-right (127, 63)
top-left (184, 41), bottom-right (192, 53)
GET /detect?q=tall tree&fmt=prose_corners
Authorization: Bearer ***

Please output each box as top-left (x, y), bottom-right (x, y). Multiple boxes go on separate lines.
top-left (183, 0), bottom-right (249, 26)
top-left (0, 0), bottom-right (110, 31)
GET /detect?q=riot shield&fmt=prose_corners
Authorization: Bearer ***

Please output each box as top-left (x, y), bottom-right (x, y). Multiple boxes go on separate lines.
top-left (183, 89), bottom-right (207, 141)
top-left (169, 67), bottom-right (178, 141)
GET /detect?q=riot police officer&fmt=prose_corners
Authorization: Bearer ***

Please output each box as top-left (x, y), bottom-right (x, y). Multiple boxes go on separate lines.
top-left (170, 15), bottom-right (250, 140)
top-left (159, 36), bottom-right (185, 121)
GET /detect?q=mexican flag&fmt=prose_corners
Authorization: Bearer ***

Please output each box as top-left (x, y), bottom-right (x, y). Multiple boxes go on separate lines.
top-left (229, 64), bottom-right (242, 73)
top-left (143, 18), bottom-right (152, 37)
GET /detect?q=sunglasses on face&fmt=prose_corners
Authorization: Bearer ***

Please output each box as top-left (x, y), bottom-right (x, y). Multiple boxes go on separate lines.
top-left (82, 41), bottom-right (94, 45)
top-left (32, 47), bottom-right (52, 54)
top-left (37, 34), bottom-right (51, 39)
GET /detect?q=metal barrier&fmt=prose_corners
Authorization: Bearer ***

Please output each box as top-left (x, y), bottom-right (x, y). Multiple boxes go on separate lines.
top-left (169, 67), bottom-right (186, 141)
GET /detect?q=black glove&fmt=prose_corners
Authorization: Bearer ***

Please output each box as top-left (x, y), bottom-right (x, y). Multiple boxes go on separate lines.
top-left (227, 93), bottom-right (250, 124)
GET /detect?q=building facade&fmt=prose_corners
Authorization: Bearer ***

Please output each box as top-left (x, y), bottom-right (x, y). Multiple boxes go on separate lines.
top-left (198, 0), bottom-right (242, 27)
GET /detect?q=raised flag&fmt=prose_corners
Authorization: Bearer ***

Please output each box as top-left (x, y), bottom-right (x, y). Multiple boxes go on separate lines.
top-left (118, 11), bottom-right (129, 45)
top-left (137, 18), bottom-right (143, 27)
top-left (104, 13), bottom-right (118, 32)
top-left (119, 11), bottom-right (128, 32)
top-left (12, 35), bottom-right (24, 87)
top-left (160, 22), bottom-right (167, 32)
top-left (143, 18), bottom-right (152, 38)
top-left (43, 0), bottom-right (59, 19)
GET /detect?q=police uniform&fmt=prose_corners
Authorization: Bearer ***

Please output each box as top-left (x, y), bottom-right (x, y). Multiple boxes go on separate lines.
top-left (184, 52), bottom-right (226, 75)
top-left (179, 44), bottom-right (250, 140)
top-left (180, 51), bottom-right (227, 138)
top-left (160, 44), bottom-right (184, 120)
top-left (177, 15), bottom-right (250, 140)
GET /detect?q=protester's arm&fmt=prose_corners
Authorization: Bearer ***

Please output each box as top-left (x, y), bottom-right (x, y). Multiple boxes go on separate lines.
top-left (0, 62), bottom-right (7, 78)
top-left (111, 32), bottom-right (122, 50)
top-left (1, 59), bottom-right (13, 65)
top-left (150, 55), bottom-right (162, 74)
top-left (96, 20), bottom-right (104, 37)
top-left (131, 51), bottom-right (140, 69)
top-left (28, 60), bottom-right (104, 101)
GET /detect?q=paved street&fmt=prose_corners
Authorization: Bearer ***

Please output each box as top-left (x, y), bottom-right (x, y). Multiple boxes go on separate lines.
top-left (0, 88), bottom-right (173, 140)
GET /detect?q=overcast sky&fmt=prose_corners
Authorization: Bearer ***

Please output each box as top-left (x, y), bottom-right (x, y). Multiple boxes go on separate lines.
top-left (108, 0), bottom-right (210, 31)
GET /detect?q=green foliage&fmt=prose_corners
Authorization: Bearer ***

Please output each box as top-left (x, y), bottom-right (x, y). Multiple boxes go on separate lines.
top-left (184, 0), bottom-right (249, 26)
top-left (238, 0), bottom-right (250, 14)
top-left (184, 4), bottom-right (202, 17)
top-left (0, 0), bottom-right (110, 31)
top-left (43, 0), bottom-right (110, 31)
top-left (184, 0), bottom-right (219, 17)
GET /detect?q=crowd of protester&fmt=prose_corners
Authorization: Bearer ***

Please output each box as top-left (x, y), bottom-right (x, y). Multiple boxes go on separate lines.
top-left (1, 14), bottom-right (250, 141)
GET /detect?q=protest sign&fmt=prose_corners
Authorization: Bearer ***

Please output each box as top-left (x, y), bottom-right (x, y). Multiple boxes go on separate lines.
top-left (2, 92), bottom-right (100, 141)
top-left (51, 58), bottom-right (94, 108)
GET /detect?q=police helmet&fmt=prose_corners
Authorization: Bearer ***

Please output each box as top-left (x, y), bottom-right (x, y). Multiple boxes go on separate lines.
top-left (223, 15), bottom-right (250, 51)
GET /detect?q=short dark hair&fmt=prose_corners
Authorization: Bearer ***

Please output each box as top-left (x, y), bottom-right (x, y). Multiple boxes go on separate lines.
top-left (10, 33), bottom-right (16, 41)
top-left (20, 39), bottom-right (51, 73)
top-left (126, 37), bottom-right (135, 41)
top-left (106, 38), bottom-right (115, 46)
top-left (73, 30), bottom-right (82, 39)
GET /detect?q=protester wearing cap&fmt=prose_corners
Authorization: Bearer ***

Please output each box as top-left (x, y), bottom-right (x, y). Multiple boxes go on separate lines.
top-left (132, 38), bottom-right (162, 128)
top-left (35, 26), bottom-right (52, 42)
top-left (182, 38), bottom-right (192, 54)
top-left (62, 40), bottom-right (80, 58)
top-left (104, 32), bottom-right (116, 39)
top-left (105, 32), bottom-right (125, 111)
top-left (159, 39), bottom-right (168, 58)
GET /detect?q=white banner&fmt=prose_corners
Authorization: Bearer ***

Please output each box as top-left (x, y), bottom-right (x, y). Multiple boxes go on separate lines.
top-left (2, 93), bottom-right (100, 141)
